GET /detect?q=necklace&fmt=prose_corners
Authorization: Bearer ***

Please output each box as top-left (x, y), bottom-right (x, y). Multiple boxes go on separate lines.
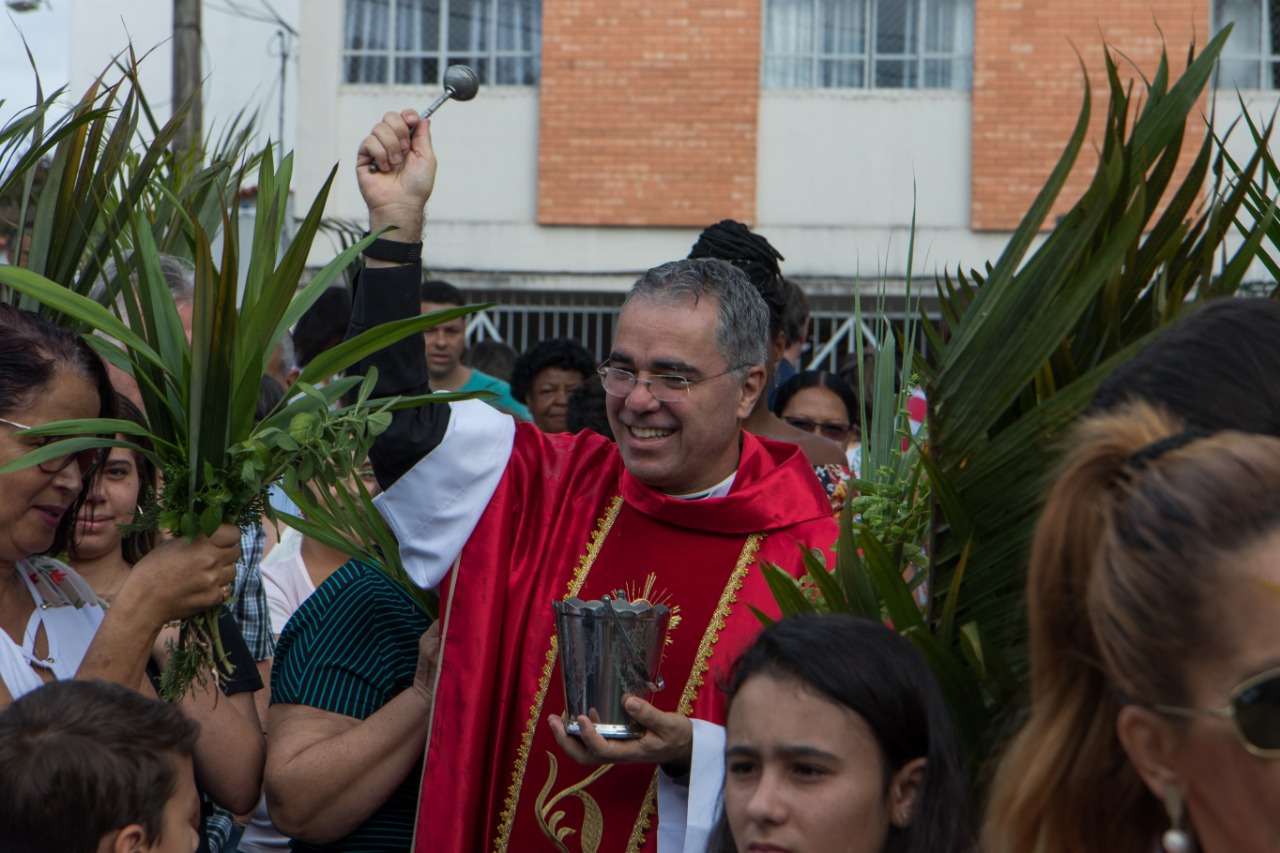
top-left (96, 569), bottom-right (131, 605)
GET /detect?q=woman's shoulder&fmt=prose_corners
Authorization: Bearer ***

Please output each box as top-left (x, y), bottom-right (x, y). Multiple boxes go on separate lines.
top-left (17, 556), bottom-right (100, 610)
top-left (286, 561), bottom-right (424, 634)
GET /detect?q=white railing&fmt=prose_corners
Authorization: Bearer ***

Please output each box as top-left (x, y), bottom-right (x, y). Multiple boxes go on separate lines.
top-left (465, 302), bottom-right (893, 370)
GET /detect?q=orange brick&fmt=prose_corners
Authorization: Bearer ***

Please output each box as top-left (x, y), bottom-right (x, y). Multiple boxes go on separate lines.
top-left (971, 0), bottom-right (1210, 230)
top-left (537, 0), bottom-right (760, 226)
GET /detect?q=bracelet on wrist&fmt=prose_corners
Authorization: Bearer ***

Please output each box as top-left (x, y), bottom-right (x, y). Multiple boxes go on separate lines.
top-left (362, 232), bottom-right (423, 265)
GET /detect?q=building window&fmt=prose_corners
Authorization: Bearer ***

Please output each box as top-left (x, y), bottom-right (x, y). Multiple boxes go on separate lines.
top-left (1214, 0), bottom-right (1280, 88)
top-left (763, 0), bottom-right (973, 90)
top-left (344, 0), bottom-right (541, 86)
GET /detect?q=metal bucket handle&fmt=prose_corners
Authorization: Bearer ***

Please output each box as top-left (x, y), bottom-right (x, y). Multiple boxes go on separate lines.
top-left (601, 594), bottom-right (664, 692)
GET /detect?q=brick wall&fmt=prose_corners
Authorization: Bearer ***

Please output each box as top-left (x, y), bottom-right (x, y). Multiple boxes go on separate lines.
top-left (971, 0), bottom-right (1209, 231)
top-left (537, 0), bottom-right (760, 227)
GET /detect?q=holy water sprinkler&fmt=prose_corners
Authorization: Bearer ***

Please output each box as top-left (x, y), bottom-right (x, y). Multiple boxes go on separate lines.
top-left (428, 64), bottom-right (480, 116)
top-left (368, 65), bottom-right (480, 171)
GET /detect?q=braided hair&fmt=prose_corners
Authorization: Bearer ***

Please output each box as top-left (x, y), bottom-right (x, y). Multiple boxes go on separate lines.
top-left (688, 219), bottom-right (788, 339)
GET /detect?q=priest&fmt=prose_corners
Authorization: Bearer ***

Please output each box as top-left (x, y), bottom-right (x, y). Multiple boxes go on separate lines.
top-left (351, 109), bottom-right (840, 853)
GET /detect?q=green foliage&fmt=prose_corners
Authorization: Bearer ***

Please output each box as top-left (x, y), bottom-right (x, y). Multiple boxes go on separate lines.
top-left (0, 52), bottom-right (488, 698)
top-left (762, 27), bottom-right (1278, 771)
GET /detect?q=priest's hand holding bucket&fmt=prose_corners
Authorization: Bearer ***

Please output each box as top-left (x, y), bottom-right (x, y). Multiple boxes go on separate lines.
top-left (549, 696), bottom-right (694, 769)
top-left (550, 592), bottom-right (691, 767)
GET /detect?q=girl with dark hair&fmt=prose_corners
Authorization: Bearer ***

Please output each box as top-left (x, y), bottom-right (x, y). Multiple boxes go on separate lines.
top-left (0, 304), bottom-right (240, 708)
top-left (66, 396), bottom-right (265, 823)
top-left (709, 614), bottom-right (972, 853)
top-left (985, 403), bottom-right (1280, 853)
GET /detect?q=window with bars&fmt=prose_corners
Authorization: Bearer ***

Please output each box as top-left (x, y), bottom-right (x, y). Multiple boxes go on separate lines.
top-left (1215, 0), bottom-right (1280, 88)
top-left (763, 0), bottom-right (973, 90)
top-left (344, 0), bottom-right (541, 87)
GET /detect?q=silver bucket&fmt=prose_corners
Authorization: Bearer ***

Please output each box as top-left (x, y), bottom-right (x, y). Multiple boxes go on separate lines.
top-left (554, 594), bottom-right (671, 739)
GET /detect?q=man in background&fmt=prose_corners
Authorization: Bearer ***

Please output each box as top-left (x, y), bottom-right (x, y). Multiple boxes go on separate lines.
top-left (420, 279), bottom-right (530, 420)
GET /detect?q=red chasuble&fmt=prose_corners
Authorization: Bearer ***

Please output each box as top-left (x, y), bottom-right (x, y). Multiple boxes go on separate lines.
top-left (413, 426), bottom-right (837, 853)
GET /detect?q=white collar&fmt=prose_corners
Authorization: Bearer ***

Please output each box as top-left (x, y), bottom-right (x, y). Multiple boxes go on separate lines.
top-left (667, 470), bottom-right (737, 501)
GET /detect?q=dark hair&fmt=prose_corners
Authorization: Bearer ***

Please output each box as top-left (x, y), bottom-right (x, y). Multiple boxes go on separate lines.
top-left (293, 287), bottom-right (351, 367)
top-left (466, 340), bottom-right (518, 383)
top-left (510, 338), bottom-right (596, 405)
top-left (419, 278), bottom-right (465, 308)
top-left (781, 279), bottom-right (809, 348)
top-left (1090, 298), bottom-right (1280, 434)
top-left (709, 615), bottom-right (972, 853)
top-left (773, 370), bottom-right (860, 426)
top-left (257, 374), bottom-right (285, 423)
top-left (566, 374), bottom-right (614, 441)
top-left (67, 397), bottom-right (159, 566)
top-left (0, 303), bottom-right (116, 555)
top-left (688, 219), bottom-right (788, 340)
top-left (0, 679), bottom-right (199, 853)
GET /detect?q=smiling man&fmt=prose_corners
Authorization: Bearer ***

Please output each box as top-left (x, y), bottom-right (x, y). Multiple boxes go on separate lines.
top-left (345, 109), bottom-right (838, 853)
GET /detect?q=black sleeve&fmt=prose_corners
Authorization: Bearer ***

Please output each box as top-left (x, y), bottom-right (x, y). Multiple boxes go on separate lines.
top-left (215, 608), bottom-right (262, 696)
top-left (347, 263), bottom-right (451, 490)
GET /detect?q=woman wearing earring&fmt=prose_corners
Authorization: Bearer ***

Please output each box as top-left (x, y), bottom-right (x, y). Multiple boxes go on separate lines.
top-left (708, 614), bottom-right (972, 853)
top-left (984, 402), bottom-right (1280, 853)
top-left (66, 397), bottom-right (266, 835)
top-left (0, 304), bottom-right (239, 709)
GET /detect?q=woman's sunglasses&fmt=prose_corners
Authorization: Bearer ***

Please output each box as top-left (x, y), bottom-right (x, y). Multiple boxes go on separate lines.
top-left (1156, 666), bottom-right (1280, 757)
top-left (782, 415), bottom-right (852, 443)
top-left (0, 416), bottom-right (106, 476)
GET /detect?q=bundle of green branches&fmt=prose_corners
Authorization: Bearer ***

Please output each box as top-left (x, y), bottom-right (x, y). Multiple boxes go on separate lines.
top-left (0, 54), bottom-right (486, 698)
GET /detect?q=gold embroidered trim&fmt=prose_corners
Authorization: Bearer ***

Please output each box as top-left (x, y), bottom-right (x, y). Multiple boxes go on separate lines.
top-left (626, 532), bottom-right (765, 851)
top-left (493, 495), bottom-right (624, 852)
top-left (624, 772), bottom-right (660, 853)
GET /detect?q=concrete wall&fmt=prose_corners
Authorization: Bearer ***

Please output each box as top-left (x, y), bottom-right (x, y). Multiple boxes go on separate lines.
top-left (754, 88), bottom-right (1010, 278)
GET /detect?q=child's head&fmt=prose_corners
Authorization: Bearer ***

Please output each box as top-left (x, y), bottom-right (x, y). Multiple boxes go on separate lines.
top-left (0, 679), bottom-right (201, 853)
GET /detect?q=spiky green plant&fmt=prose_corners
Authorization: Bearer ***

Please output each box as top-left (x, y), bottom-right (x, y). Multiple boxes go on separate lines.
top-left (761, 26), bottom-right (1278, 769)
top-left (0, 54), bottom-right (489, 698)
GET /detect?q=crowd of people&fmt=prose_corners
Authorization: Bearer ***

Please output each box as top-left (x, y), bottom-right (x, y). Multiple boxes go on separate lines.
top-left (0, 106), bottom-right (1277, 853)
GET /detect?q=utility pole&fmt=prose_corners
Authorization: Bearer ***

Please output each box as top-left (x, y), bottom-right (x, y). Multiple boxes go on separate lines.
top-left (172, 0), bottom-right (203, 155)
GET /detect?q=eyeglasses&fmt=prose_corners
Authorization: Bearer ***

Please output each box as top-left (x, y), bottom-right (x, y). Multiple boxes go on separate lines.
top-left (597, 364), bottom-right (741, 403)
top-left (0, 416), bottom-right (105, 476)
top-left (1155, 667), bottom-right (1280, 757)
top-left (783, 416), bottom-right (852, 443)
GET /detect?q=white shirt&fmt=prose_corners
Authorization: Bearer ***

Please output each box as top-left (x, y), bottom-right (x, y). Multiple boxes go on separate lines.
top-left (0, 557), bottom-right (105, 700)
top-left (259, 527), bottom-right (316, 637)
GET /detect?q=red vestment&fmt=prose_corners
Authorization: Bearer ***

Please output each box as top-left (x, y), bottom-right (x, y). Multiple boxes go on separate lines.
top-left (413, 426), bottom-right (837, 852)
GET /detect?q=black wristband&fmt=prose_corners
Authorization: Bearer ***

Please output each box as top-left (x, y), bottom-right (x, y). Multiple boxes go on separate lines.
top-left (361, 232), bottom-right (423, 265)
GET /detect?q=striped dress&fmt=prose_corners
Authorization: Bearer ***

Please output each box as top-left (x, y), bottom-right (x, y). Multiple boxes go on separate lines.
top-left (271, 560), bottom-right (432, 852)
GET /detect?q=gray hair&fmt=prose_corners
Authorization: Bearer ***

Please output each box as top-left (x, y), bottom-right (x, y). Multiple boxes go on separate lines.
top-left (275, 330), bottom-right (297, 374)
top-left (92, 253), bottom-right (196, 309)
top-left (623, 258), bottom-right (768, 370)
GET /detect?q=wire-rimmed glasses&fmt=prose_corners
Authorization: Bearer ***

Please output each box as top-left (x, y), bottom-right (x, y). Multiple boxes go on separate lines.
top-left (0, 416), bottom-right (105, 475)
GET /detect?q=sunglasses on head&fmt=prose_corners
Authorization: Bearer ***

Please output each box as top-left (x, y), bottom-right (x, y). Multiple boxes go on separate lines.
top-left (1156, 666), bottom-right (1280, 757)
top-left (0, 416), bottom-right (106, 476)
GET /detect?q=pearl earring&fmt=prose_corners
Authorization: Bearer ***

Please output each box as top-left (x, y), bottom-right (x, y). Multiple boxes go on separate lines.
top-left (1161, 782), bottom-right (1192, 853)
